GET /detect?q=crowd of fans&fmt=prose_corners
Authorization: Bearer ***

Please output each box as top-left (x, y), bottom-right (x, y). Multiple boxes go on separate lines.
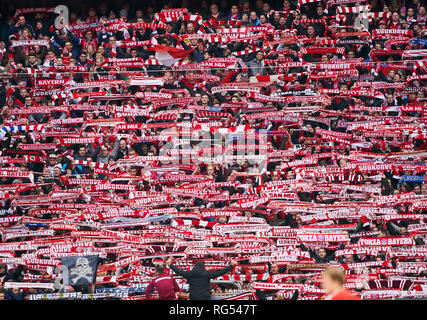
top-left (0, 0), bottom-right (426, 300)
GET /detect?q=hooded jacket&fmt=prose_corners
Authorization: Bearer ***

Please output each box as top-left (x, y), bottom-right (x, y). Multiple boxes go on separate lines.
top-left (169, 261), bottom-right (233, 300)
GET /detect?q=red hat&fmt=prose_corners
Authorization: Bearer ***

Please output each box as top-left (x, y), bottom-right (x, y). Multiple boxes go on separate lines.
top-left (379, 19), bottom-right (387, 25)
top-left (7, 53), bottom-right (14, 59)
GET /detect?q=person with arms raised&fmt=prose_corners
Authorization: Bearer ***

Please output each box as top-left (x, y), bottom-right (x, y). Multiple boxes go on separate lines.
top-left (166, 257), bottom-right (237, 300)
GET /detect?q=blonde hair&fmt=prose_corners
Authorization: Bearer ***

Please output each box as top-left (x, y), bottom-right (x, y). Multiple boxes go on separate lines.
top-left (20, 28), bottom-right (31, 39)
top-left (324, 266), bottom-right (345, 286)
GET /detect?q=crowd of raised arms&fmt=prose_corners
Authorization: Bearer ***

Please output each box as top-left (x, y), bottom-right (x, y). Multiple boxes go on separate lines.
top-left (0, 0), bottom-right (425, 300)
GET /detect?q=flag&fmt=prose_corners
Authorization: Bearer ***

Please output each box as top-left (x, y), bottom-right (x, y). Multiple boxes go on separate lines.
top-left (150, 44), bottom-right (193, 67)
top-left (61, 255), bottom-right (98, 286)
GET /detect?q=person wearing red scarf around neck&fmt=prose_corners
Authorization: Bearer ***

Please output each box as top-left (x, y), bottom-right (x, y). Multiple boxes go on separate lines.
top-left (0, 41), bottom-right (8, 63)
top-left (209, 3), bottom-right (226, 22)
top-left (228, 5), bottom-right (241, 21)
top-left (86, 8), bottom-right (99, 23)
top-left (322, 267), bottom-right (361, 300)
top-left (389, 11), bottom-right (402, 29)
top-left (282, 0), bottom-right (292, 20)
top-left (417, 5), bottom-right (427, 22)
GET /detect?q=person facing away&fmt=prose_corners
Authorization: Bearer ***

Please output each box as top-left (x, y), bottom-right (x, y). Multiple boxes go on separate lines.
top-left (321, 266), bottom-right (361, 300)
top-left (145, 264), bottom-right (181, 300)
top-left (166, 257), bottom-right (237, 300)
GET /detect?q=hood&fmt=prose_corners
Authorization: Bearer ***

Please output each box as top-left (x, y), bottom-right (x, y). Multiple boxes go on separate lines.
top-left (191, 260), bottom-right (206, 275)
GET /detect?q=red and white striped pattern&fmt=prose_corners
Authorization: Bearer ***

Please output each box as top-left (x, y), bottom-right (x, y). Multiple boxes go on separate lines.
top-left (218, 273), bottom-right (269, 282)
top-left (336, 5), bottom-right (371, 14)
top-left (297, 0), bottom-right (322, 11)
top-left (172, 219), bottom-right (217, 229)
top-left (232, 47), bottom-right (261, 57)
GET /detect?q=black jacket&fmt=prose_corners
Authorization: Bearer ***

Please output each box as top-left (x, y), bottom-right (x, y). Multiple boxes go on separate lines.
top-left (5, 289), bottom-right (25, 300)
top-left (1, 265), bottom-right (24, 284)
top-left (169, 261), bottom-right (233, 300)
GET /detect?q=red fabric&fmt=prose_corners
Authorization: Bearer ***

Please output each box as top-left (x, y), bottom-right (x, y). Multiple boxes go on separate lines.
top-left (151, 44), bottom-right (193, 58)
top-left (222, 70), bottom-right (238, 84)
top-left (328, 289), bottom-right (361, 300)
top-left (389, 22), bottom-right (401, 29)
top-left (145, 272), bottom-right (180, 300)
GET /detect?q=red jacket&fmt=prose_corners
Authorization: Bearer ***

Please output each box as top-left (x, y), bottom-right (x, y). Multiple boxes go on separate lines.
top-left (326, 289), bottom-right (361, 300)
top-left (145, 272), bottom-right (180, 300)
